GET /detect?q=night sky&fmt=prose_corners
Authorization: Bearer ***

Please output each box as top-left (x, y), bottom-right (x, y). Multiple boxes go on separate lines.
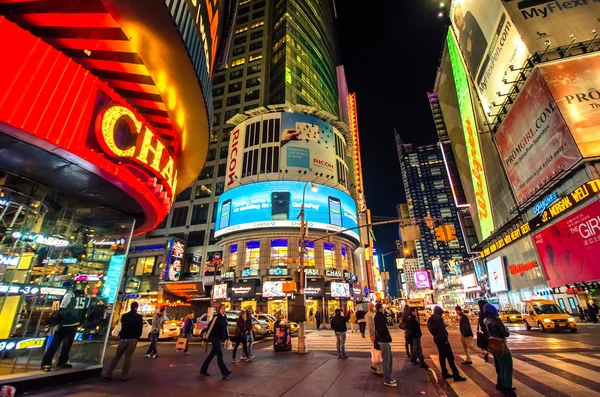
top-left (336, 1), bottom-right (449, 260)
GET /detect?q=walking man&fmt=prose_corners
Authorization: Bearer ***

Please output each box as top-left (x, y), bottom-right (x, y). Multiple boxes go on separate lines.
top-left (41, 281), bottom-right (89, 372)
top-left (200, 304), bottom-right (232, 378)
top-left (331, 308), bottom-right (349, 359)
top-left (315, 311), bottom-right (322, 330)
top-left (365, 302), bottom-right (381, 374)
top-left (102, 302), bottom-right (143, 380)
top-left (408, 307), bottom-right (428, 368)
top-left (245, 307), bottom-right (255, 359)
top-left (375, 303), bottom-right (396, 387)
top-left (181, 311), bottom-right (195, 355)
top-left (356, 308), bottom-right (366, 337)
top-left (456, 306), bottom-right (474, 364)
top-left (428, 306), bottom-right (466, 382)
top-left (146, 307), bottom-right (165, 358)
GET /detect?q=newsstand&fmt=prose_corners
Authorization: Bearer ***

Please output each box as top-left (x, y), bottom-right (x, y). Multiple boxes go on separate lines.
top-left (273, 323), bottom-right (292, 352)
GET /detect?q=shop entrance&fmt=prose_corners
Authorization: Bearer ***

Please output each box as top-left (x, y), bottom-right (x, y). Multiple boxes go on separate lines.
top-left (268, 299), bottom-right (288, 319)
top-left (240, 299), bottom-right (257, 313)
top-left (328, 300), bottom-right (341, 320)
top-left (306, 299), bottom-right (319, 322)
top-left (346, 300), bottom-right (355, 315)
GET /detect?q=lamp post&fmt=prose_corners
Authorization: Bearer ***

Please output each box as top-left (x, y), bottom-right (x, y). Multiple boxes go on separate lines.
top-left (297, 181), bottom-right (317, 354)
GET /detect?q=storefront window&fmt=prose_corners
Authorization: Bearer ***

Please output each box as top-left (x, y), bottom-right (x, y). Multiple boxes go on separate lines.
top-left (230, 244), bottom-right (238, 268)
top-left (271, 239), bottom-right (288, 267)
top-left (0, 172), bottom-right (134, 379)
top-left (245, 241), bottom-right (260, 273)
top-left (299, 240), bottom-right (315, 268)
top-left (341, 246), bottom-right (349, 269)
top-left (134, 257), bottom-right (156, 276)
top-left (324, 242), bottom-right (335, 269)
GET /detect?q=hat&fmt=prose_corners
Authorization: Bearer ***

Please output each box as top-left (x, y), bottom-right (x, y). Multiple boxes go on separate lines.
top-left (483, 303), bottom-right (498, 317)
top-left (455, 306), bottom-right (462, 311)
top-left (62, 280), bottom-right (74, 289)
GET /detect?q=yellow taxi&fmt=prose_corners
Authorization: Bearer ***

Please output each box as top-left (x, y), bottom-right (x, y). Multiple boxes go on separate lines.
top-left (499, 309), bottom-right (522, 323)
top-left (522, 299), bottom-right (577, 333)
top-left (255, 313), bottom-right (299, 333)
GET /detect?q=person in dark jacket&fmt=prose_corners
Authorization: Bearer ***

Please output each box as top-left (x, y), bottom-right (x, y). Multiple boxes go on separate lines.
top-left (456, 306), bottom-right (474, 364)
top-left (356, 309), bottom-right (366, 337)
top-left (181, 311), bottom-right (195, 355)
top-left (408, 307), bottom-right (427, 368)
top-left (428, 306), bottom-right (466, 382)
top-left (200, 305), bottom-right (232, 379)
top-left (401, 304), bottom-right (413, 358)
top-left (375, 303), bottom-right (395, 386)
top-left (478, 299), bottom-right (490, 362)
top-left (315, 311), bottom-right (322, 330)
top-left (483, 304), bottom-right (516, 397)
top-left (103, 302), bottom-right (143, 380)
top-left (232, 311), bottom-right (251, 362)
top-left (577, 305), bottom-right (587, 322)
top-left (588, 305), bottom-right (598, 323)
top-left (245, 307), bottom-right (255, 359)
top-left (330, 308), bottom-right (349, 359)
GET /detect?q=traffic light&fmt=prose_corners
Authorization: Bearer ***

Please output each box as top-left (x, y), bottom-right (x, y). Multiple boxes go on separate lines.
top-left (434, 226), bottom-right (446, 242)
top-left (444, 225), bottom-right (457, 241)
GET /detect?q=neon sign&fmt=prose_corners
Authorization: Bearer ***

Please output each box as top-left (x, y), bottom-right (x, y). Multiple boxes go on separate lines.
top-left (0, 254), bottom-right (18, 267)
top-left (533, 192), bottom-right (558, 215)
top-left (96, 105), bottom-right (177, 198)
top-left (447, 31), bottom-right (494, 239)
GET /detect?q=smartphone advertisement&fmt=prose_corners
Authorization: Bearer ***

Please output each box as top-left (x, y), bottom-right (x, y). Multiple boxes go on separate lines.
top-left (215, 181), bottom-right (359, 240)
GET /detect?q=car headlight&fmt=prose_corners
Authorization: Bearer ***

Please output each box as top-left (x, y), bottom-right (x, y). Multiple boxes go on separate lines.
top-left (510, 316), bottom-right (516, 319)
top-left (568, 317), bottom-right (575, 322)
top-left (543, 318), bottom-right (552, 323)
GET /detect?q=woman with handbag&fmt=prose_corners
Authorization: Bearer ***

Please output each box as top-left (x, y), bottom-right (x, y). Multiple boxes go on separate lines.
top-left (232, 311), bottom-right (251, 362)
top-left (483, 304), bottom-right (516, 397)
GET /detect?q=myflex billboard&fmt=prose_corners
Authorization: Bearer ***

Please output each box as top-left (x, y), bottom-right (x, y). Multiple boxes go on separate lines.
top-left (449, 0), bottom-right (529, 121)
top-left (226, 113), bottom-right (348, 191)
top-left (447, 31), bottom-right (495, 239)
top-left (495, 68), bottom-right (582, 204)
top-left (538, 53), bottom-right (600, 158)
top-left (215, 181), bottom-right (359, 240)
top-left (501, 0), bottom-right (600, 53)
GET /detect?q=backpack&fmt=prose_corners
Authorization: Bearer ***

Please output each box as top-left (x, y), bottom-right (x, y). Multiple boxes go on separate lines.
top-left (427, 315), bottom-right (436, 336)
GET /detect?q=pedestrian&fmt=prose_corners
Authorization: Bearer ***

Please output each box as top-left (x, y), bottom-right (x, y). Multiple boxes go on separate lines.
top-left (102, 302), bottom-right (143, 381)
top-left (483, 303), bottom-right (516, 397)
top-left (41, 282), bottom-right (89, 372)
top-left (427, 306), bottom-right (466, 382)
top-left (400, 304), bottom-right (412, 358)
top-left (349, 310), bottom-right (357, 333)
top-left (356, 308), bottom-right (366, 337)
top-left (245, 307), bottom-right (255, 359)
top-left (456, 306), bottom-right (475, 365)
top-left (309, 308), bottom-right (314, 322)
top-left (365, 302), bottom-right (381, 374)
top-left (315, 311), bottom-right (322, 330)
top-left (181, 311), bottom-right (195, 355)
top-left (375, 303), bottom-right (396, 387)
top-left (588, 304), bottom-right (598, 323)
top-left (200, 304), bottom-right (232, 379)
top-left (408, 306), bottom-right (428, 368)
top-left (477, 299), bottom-right (490, 362)
top-left (232, 311), bottom-right (251, 362)
top-left (146, 307), bottom-right (166, 358)
top-left (577, 305), bottom-right (587, 322)
top-left (331, 308), bottom-right (349, 359)
top-left (593, 302), bottom-right (599, 315)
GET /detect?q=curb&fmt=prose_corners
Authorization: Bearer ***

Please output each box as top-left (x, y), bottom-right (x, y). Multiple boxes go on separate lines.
top-left (426, 366), bottom-right (447, 397)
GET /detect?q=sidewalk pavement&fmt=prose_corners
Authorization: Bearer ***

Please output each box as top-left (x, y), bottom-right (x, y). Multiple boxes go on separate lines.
top-left (27, 341), bottom-right (439, 397)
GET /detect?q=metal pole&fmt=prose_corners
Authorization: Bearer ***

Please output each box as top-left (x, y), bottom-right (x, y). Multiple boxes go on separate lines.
top-left (297, 183), bottom-right (308, 353)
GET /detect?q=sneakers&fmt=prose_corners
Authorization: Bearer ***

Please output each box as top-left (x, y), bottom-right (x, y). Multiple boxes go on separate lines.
top-left (232, 358), bottom-right (240, 363)
top-left (462, 360), bottom-right (473, 365)
top-left (152, 354), bottom-right (159, 359)
top-left (246, 355), bottom-right (255, 361)
top-left (145, 354), bottom-right (152, 358)
top-left (41, 365), bottom-right (51, 372)
top-left (384, 380), bottom-right (397, 387)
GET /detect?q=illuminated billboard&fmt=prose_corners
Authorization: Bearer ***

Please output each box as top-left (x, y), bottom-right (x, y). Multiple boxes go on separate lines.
top-left (225, 113), bottom-right (348, 191)
top-left (495, 69), bottom-right (582, 205)
top-left (449, 0), bottom-right (529, 121)
top-left (487, 256), bottom-right (508, 293)
top-left (215, 181), bottom-right (359, 240)
top-left (212, 283), bottom-right (228, 300)
top-left (414, 271), bottom-right (431, 289)
top-left (447, 31), bottom-right (494, 239)
top-left (331, 282), bottom-right (350, 298)
top-left (538, 53), bottom-right (600, 159)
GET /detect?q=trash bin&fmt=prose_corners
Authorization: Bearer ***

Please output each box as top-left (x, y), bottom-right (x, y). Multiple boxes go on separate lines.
top-left (273, 323), bottom-right (292, 352)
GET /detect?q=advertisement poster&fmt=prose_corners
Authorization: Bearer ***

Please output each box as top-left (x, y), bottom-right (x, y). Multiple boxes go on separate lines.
top-left (449, 0), bottom-right (529, 121)
top-left (538, 53), bottom-right (600, 158)
top-left (225, 113), bottom-right (347, 191)
top-left (414, 271), bottom-right (431, 289)
top-left (331, 282), bottom-right (350, 298)
top-left (501, 0), bottom-right (600, 52)
top-left (495, 69), bottom-right (582, 204)
top-left (101, 255), bottom-right (126, 304)
top-left (215, 181), bottom-right (359, 240)
top-left (533, 200), bottom-right (600, 287)
top-left (487, 256), bottom-right (508, 293)
top-left (262, 281), bottom-right (286, 298)
top-left (447, 31), bottom-right (495, 239)
top-left (212, 284), bottom-right (228, 300)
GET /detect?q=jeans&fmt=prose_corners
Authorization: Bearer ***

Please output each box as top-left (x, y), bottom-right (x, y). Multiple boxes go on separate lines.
top-left (103, 339), bottom-right (138, 378)
top-left (146, 332), bottom-right (159, 356)
top-left (316, 320), bottom-right (321, 329)
top-left (335, 332), bottom-right (346, 356)
top-left (494, 344), bottom-right (513, 389)
top-left (41, 325), bottom-right (78, 367)
top-left (200, 337), bottom-right (229, 376)
top-left (247, 332), bottom-right (254, 356)
top-left (233, 336), bottom-right (249, 359)
top-left (435, 340), bottom-right (460, 378)
top-left (379, 342), bottom-right (394, 383)
top-left (460, 335), bottom-right (475, 362)
top-left (411, 337), bottom-right (425, 364)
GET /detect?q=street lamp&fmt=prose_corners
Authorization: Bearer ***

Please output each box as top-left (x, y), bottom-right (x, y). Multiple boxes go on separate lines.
top-left (297, 181), bottom-right (317, 354)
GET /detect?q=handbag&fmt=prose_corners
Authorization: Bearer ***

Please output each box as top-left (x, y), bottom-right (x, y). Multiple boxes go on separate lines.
top-left (224, 339), bottom-right (233, 350)
top-left (371, 348), bottom-right (382, 363)
top-left (476, 322), bottom-right (488, 350)
top-left (176, 337), bottom-right (188, 351)
top-left (487, 337), bottom-right (505, 356)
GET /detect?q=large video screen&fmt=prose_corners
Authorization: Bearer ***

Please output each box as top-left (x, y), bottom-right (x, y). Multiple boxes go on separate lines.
top-left (486, 256), bottom-right (508, 293)
top-left (215, 181), bottom-right (359, 240)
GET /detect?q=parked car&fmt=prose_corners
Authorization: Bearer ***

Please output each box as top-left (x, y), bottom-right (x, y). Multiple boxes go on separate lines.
top-left (193, 314), bottom-right (210, 337)
top-left (111, 315), bottom-right (180, 340)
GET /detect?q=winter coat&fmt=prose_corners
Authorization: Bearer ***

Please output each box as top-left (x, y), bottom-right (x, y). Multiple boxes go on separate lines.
top-left (331, 313), bottom-right (348, 332)
top-left (374, 311), bottom-right (392, 343)
top-left (459, 313), bottom-right (473, 337)
top-left (407, 314), bottom-right (422, 342)
top-left (427, 307), bottom-right (448, 344)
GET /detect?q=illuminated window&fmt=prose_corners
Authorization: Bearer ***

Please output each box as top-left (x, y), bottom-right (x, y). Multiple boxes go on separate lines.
top-left (299, 240), bottom-right (315, 268)
top-left (235, 26), bottom-right (248, 34)
top-left (324, 242), bottom-right (335, 269)
top-left (249, 54), bottom-right (262, 62)
top-left (231, 58), bottom-right (245, 67)
top-left (251, 21), bottom-right (264, 29)
top-left (341, 246), bottom-right (349, 270)
top-left (245, 241), bottom-right (260, 271)
top-left (195, 184), bottom-right (212, 198)
top-left (230, 244), bottom-right (238, 268)
top-left (135, 257), bottom-right (156, 276)
top-left (239, 0), bottom-right (250, 5)
top-left (271, 239), bottom-right (288, 267)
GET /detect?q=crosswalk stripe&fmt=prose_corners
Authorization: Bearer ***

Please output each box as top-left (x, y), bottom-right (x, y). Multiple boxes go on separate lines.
top-left (523, 354), bottom-right (600, 383)
top-left (459, 355), bottom-right (545, 397)
top-left (430, 355), bottom-right (489, 397)
top-left (555, 353), bottom-right (600, 367)
top-left (514, 355), bottom-right (600, 396)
